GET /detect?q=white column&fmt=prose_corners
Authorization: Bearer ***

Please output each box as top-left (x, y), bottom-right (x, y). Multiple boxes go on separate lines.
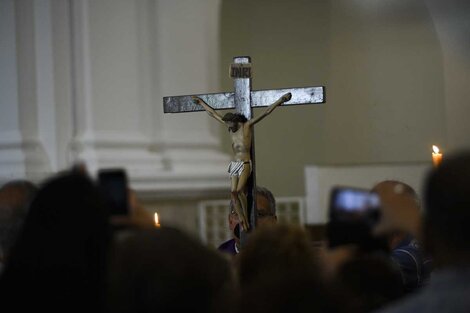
top-left (34, 0), bottom-right (58, 171)
top-left (155, 0), bottom-right (229, 176)
top-left (0, 0), bottom-right (52, 182)
top-left (0, 0), bottom-right (25, 180)
top-left (69, 0), bottom-right (229, 197)
top-left (69, 0), bottom-right (166, 177)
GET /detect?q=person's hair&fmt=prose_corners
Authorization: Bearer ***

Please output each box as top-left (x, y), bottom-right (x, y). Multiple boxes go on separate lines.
top-left (238, 225), bottom-right (318, 285)
top-left (237, 225), bottom-right (345, 313)
top-left (107, 227), bottom-right (236, 313)
top-left (424, 151), bottom-right (470, 264)
top-left (337, 253), bottom-right (404, 312)
top-left (256, 186), bottom-right (276, 215)
top-left (0, 180), bottom-right (38, 260)
top-left (222, 112), bottom-right (247, 123)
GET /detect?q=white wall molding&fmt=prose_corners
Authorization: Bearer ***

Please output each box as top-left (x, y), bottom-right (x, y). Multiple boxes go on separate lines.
top-left (70, 0), bottom-right (95, 144)
top-left (34, 0), bottom-right (58, 171)
top-left (0, 131), bottom-right (26, 179)
top-left (0, 130), bottom-right (51, 183)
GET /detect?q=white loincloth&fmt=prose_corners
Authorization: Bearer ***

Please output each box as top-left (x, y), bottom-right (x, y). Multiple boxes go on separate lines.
top-left (228, 160), bottom-right (251, 177)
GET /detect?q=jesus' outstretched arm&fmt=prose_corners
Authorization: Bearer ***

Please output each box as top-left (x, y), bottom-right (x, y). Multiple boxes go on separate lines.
top-left (248, 92), bottom-right (292, 126)
top-left (192, 96), bottom-right (225, 125)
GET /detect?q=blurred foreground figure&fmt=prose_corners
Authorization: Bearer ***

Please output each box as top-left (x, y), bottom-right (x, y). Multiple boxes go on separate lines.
top-left (378, 151), bottom-right (470, 313)
top-left (0, 173), bottom-right (111, 313)
top-left (107, 227), bottom-right (236, 313)
top-left (237, 224), bottom-right (347, 313)
top-left (372, 180), bottom-right (432, 293)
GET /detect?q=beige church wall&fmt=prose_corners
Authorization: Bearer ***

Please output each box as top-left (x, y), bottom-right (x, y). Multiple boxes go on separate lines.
top-left (324, 1), bottom-right (445, 164)
top-left (220, 0), bottom-right (454, 199)
top-left (425, 0), bottom-right (470, 152)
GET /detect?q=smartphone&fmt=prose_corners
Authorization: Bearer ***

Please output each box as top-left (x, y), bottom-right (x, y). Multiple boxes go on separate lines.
top-left (329, 186), bottom-right (381, 225)
top-left (98, 169), bottom-right (129, 216)
top-left (327, 186), bottom-right (381, 249)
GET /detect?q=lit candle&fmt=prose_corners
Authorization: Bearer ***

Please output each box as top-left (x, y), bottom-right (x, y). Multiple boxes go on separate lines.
top-left (154, 212), bottom-right (161, 227)
top-left (432, 145), bottom-right (442, 168)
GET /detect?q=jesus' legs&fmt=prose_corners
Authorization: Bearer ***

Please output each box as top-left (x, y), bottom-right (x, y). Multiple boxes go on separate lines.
top-left (238, 192), bottom-right (248, 230)
top-left (236, 166), bottom-right (251, 230)
top-left (231, 176), bottom-right (249, 231)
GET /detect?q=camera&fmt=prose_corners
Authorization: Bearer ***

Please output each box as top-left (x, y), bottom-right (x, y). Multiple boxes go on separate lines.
top-left (326, 186), bottom-right (385, 251)
top-left (97, 168), bottom-right (129, 217)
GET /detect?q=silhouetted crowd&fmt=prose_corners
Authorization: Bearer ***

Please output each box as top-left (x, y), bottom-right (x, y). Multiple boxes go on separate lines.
top-left (1, 151), bottom-right (470, 313)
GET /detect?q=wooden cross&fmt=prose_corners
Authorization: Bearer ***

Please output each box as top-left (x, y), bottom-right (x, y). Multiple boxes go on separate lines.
top-left (164, 56), bottom-right (325, 244)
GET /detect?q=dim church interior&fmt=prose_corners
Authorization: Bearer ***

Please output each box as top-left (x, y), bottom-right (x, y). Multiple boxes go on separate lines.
top-left (1, 0), bottom-right (469, 244)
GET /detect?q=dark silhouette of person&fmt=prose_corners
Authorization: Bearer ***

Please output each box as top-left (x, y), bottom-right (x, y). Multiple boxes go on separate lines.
top-left (372, 180), bottom-right (433, 293)
top-left (0, 172), bottom-right (111, 313)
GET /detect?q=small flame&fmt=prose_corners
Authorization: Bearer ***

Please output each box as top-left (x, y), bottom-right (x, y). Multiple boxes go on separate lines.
top-left (154, 212), bottom-right (160, 227)
top-left (432, 145), bottom-right (440, 154)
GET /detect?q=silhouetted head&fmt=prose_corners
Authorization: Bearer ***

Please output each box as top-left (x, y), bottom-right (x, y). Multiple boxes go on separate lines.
top-left (237, 225), bottom-right (344, 313)
top-left (255, 186), bottom-right (277, 227)
top-left (107, 227), bottom-right (235, 313)
top-left (0, 172), bottom-right (111, 312)
top-left (371, 180), bottom-right (421, 248)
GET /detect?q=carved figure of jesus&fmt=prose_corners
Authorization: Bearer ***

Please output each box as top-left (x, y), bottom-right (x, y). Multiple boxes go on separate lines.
top-left (192, 92), bottom-right (292, 230)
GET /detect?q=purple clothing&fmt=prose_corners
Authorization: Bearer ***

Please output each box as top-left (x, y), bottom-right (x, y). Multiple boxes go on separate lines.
top-left (218, 238), bottom-right (238, 255)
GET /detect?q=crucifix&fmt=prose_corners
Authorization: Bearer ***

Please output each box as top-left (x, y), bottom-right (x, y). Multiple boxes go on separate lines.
top-left (164, 56), bottom-right (325, 245)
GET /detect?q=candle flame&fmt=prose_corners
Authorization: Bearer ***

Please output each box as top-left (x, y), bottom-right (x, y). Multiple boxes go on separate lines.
top-left (154, 212), bottom-right (160, 226)
top-left (432, 145), bottom-right (440, 154)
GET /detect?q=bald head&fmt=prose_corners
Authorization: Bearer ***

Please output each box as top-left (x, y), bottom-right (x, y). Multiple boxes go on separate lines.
top-left (371, 180), bottom-right (421, 237)
top-left (372, 180), bottom-right (419, 204)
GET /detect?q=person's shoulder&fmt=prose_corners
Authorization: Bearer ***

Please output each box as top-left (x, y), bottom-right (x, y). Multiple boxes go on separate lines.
top-left (392, 238), bottom-right (422, 259)
top-left (391, 247), bottom-right (421, 272)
